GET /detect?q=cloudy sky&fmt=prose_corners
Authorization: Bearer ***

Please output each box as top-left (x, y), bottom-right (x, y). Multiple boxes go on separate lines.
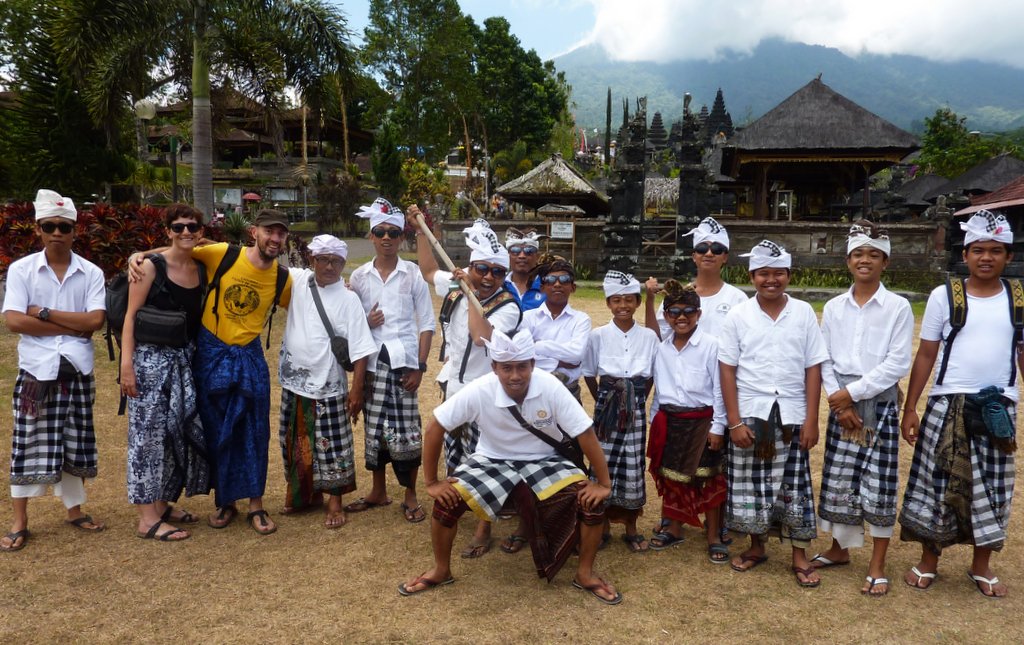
top-left (336, 0), bottom-right (1023, 69)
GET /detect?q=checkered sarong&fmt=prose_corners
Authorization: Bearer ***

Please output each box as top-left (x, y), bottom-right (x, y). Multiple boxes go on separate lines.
top-left (10, 369), bottom-right (98, 485)
top-left (899, 395), bottom-right (1015, 551)
top-left (725, 416), bottom-right (817, 541)
top-left (818, 401), bottom-right (899, 528)
top-left (363, 361), bottom-right (422, 469)
top-left (451, 455), bottom-right (587, 521)
top-left (594, 380), bottom-right (648, 510)
top-left (279, 390), bottom-right (357, 508)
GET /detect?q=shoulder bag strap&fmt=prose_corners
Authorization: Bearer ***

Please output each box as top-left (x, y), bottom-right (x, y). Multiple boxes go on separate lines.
top-left (307, 275), bottom-right (339, 342)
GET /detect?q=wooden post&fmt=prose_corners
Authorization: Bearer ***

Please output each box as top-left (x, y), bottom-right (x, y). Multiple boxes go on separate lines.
top-left (410, 208), bottom-right (485, 315)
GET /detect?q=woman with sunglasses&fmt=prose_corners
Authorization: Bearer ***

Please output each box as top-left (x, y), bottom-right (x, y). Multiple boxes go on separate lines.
top-left (120, 204), bottom-right (209, 541)
top-left (644, 280), bottom-right (730, 562)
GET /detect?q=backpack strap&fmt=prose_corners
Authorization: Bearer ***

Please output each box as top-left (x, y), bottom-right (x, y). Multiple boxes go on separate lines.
top-left (437, 289), bottom-right (463, 363)
top-left (936, 276), bottom-right (967, 386)
top-left (263, 265), bottom-right (289, 349)
top-left (455, 289), bottom-right (522, 384)
top-left (205, 244), bottom-right (242, 330)
top-left (1005, 278), bottom-right (1024, 386)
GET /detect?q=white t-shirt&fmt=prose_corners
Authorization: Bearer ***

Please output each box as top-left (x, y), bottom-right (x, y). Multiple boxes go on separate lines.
top-left (718, 294), bottom-right (829, 425)
top-left (433, 370), bottom-right (593, 461)
top-left (656, 282), bottom-right (747, 339)
top-left (279, 269), bottom-right (377, 399)
top-left (920, 284), bottom-right (1019, 402)
top-left (581, 320), bottom-right (659, 379)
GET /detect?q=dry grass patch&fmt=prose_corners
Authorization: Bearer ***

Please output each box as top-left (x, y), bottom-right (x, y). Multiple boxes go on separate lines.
top-left (1, 286), bottom-right (1023, 643)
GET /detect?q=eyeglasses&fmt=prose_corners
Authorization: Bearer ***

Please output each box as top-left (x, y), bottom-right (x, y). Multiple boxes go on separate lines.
top-left (508, 245), bottom-right (538, 256)
top-left (541, 274), bottom-right (574, 285)
top-left (39, 221), bottom-right (74, 234)
top-left (371, 227), bottom-right (402, 239)
top-left (665, 305), bottom-right (700, 317)
top-left (472, 263), bottom-right (507, 278)
top-left (314, 256), bottom-right (344, 268)
top-left (169, 222), bottom-right (201, 233)
top-left (694, 242), bottom-right (728, 255)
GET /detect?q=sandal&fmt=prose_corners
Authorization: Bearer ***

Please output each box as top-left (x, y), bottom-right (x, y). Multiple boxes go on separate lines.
top-left (809, 553), bottom-right (850, 569)
top-left (398, 573), bottom-right (455, 596)
top-left (0, 529), bottom-right (30, 552)
top-left (730, 553), bottom-right (768, 572)
top-left (137, 520), bottom-right (190, 542)
top-left (161, 506), bottom-right (198, 525)
top-left (460, 538), bottom-right (493, 559)
top-left (792, 565), bottom-right (821, 588)
top-left (621, 533), bottom-right (648, 553)
top-left (708, 542), bottom-right (730, 564)
top-left (66, 515), bottom-right (105, 532)
top-left (904, 566), bottom-right (937, 591)
top-left (401, 502), bottom-right (426, 523)
top-left (343, 497), bottom-right (392, 513)
top-left (648, 530), bottom-right (684, 551)
top-left (208, 505), bottom-right (238, 529)
top-left (572, 577), bottom-right (623, 605)
top-left (967, 571), bottom-right (1006, 599)
top-left (500, 535), bottom-right (528, 554)
top-left (863, 576), bottom-right (889, 597)
top-left (247, 510), bottom-right (277, 536)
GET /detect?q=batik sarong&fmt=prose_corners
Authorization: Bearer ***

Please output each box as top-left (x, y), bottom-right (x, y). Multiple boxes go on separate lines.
top-left (648, 407), bottom-right (726, 528)
top-left (363, 356), bottom-right (422, 487)
top-left (818, 400), bottom-right (899, 529)
top-left (127, 342), bottom-right (210, 504)
top-left (279, 389), bottom-right (356, 510)
top-left (10, 368), bottom-right (98, 485)
top-left (194, 328), bottom-right (270, 507)
top-left (594, 376), bottom-right (648, 512)
top-left (899, 394), bottom-right (1015, 552)
top-left (725, 405), bottom-right (817, 543)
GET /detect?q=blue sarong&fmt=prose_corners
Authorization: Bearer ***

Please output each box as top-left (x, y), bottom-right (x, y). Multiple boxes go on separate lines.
top-left (195, 328), bottom-right (271, 507)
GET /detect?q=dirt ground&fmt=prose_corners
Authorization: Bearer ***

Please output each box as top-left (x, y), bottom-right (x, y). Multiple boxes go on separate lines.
top-left (1, 266), bottom-right (1023, 644)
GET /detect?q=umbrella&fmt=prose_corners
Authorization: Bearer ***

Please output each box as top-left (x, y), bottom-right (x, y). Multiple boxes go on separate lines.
top-left (242, 192), bottom-right (262, 201)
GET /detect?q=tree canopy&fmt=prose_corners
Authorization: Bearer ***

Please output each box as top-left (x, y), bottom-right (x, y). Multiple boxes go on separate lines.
top-left (916, 107), bottom-right (1020, 178)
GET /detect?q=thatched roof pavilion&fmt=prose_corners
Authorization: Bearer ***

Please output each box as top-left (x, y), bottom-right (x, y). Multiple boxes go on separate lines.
top-left (719, 78), bottom-right (919, 219)
top-left (496, 153), bottom-right (610, 215)
top-left (925, 153), bottom-right (1024, 202)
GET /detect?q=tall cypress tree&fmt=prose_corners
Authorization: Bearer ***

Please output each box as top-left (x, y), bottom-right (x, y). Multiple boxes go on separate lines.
top-left (604, 87), bottom-right (612, 165)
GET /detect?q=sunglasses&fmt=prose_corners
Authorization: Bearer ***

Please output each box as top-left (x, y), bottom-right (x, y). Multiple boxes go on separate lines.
top-left (508, 245), bottom-right (538, 256)
top-left (541, 274), bottom-right (574, 285)
top-left (371, 227), bottom-right (402, 239)
top-left (665, 305), bottom-right (700, 317)
top-left (472, 263), bottom-right (507, 278)
top-left (40, 221), bottom-right (74, 234)
top-left (694, 242), bottom-right (728, 255)
top-left (169, 222), bottom-right (201, 233)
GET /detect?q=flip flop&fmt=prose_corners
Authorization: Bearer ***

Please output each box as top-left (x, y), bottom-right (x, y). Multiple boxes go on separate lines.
top-left (161, 506), bottom-right (199, 525)
top-left (809, 553), bottom-right (850, 569)
top-left (398, 573), bottom-right (455, 596)
top-left (967, 571), bottom-right (1005, 599)
top-left (708, 542), bottom-right (731, 564)
top-left (648, 530), bottom-right (684, 551)
top-left (460, 538), bottom-right (493, 559)
top-left (904, 566), bottom-right (937, 591)
top-left (792, 566), bottom-right (821, 588)
top-left (621, 533), bottom-right (648, 553)
top-left (137, 520), bottom-right (190, 542)
top-left (344, 497), bottom-right (393, 513)
top-left (500, 535), bottom-right (528, 554)
top-left (247, 510), bottom-right (277, 536)
top-left (323, 511), bottom-right (347, 530)
top-left (730, 553), bottom-right (768, 573)
top-left (66, 515), bottom-right (105, 532)
top-left (0, 529), bottom-right (30, 552)
top-left (401, 502), bottom-right (426, 523)
top-left (863, 576), bottom-right (889, 597)
top-left (572, 577), bottom-right (623, 605)
top-left (208, 505), bottom-right (238, 529)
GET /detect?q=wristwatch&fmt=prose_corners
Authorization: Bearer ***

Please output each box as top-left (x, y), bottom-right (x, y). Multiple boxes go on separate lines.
top-left (37, 307), bottom-right (51, 321)
top-left (419, 362), bottom-right (428, 372)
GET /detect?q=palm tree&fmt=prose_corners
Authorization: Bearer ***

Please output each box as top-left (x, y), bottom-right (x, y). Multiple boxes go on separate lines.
top-left (49, 0), bottom-right (354, 216)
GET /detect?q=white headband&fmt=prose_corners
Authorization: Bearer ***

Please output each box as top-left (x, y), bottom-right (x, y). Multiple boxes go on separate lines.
top-left (308, 234), bottom-right (348, 259)
top-left (33, 189), bottom-right (77, 222)
top-left (846, 223), bottom-right (891, 256)
top-left (505, 227), bottom-right (546, 250)
top-left (962, 209), bottom-right (1013, 245)
top-left (603, 270), bottom-right (641, 297)
top-left (682, 216), bottom-right (729, 249)
top-left (463, 219), bottom-right (510, 269)
top-left (485, 329), bottom-right (536, 362)
top-left (741, 240), bottom-right (792, 271)
top-left (357, 197), bottom-right (405, 230)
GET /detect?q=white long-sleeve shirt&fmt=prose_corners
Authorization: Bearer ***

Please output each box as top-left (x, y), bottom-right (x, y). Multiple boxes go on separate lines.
top-left (521, 302), bottom-right (591, 380)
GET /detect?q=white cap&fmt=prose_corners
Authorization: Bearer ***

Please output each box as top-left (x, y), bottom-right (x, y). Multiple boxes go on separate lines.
top-left (484, 329), bottom-right (536, 362)
top-left (463, 219), bottom-right (510, 269)
top-left (741, 240), bottom-right (792, 270)
top-left (961, 209), bottom-right (1013, 245)
top-left (682, 216), bottom-right (729, 249)
top-left (505, 227), bottom-right (546, 249)
top-left (308, 234), bottom-right (348, 259)
top-left (357, 197), bottom-right (405, 230)
top-left (602, 270), bottom-right (641, 297)
top-left (33, 189), bottom-right (77, 222)
top-left (846, 223), bottom-right (891, 256)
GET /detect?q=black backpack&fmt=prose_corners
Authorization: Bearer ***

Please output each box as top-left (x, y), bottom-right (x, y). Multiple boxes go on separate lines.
top-left (104, 253), bottom-right (183, 360)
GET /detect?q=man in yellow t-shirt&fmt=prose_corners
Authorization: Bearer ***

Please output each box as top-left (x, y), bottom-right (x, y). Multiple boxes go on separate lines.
top-left (190, 209), bottom-right (292, 536)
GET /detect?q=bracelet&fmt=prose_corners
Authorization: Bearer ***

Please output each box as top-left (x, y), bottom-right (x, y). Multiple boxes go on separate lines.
top-left (727, 422), bottom-right (745, 431)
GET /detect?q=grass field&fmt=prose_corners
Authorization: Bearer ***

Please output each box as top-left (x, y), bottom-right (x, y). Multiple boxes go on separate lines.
top-left (0, 274), bottom-right (1021, 644)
